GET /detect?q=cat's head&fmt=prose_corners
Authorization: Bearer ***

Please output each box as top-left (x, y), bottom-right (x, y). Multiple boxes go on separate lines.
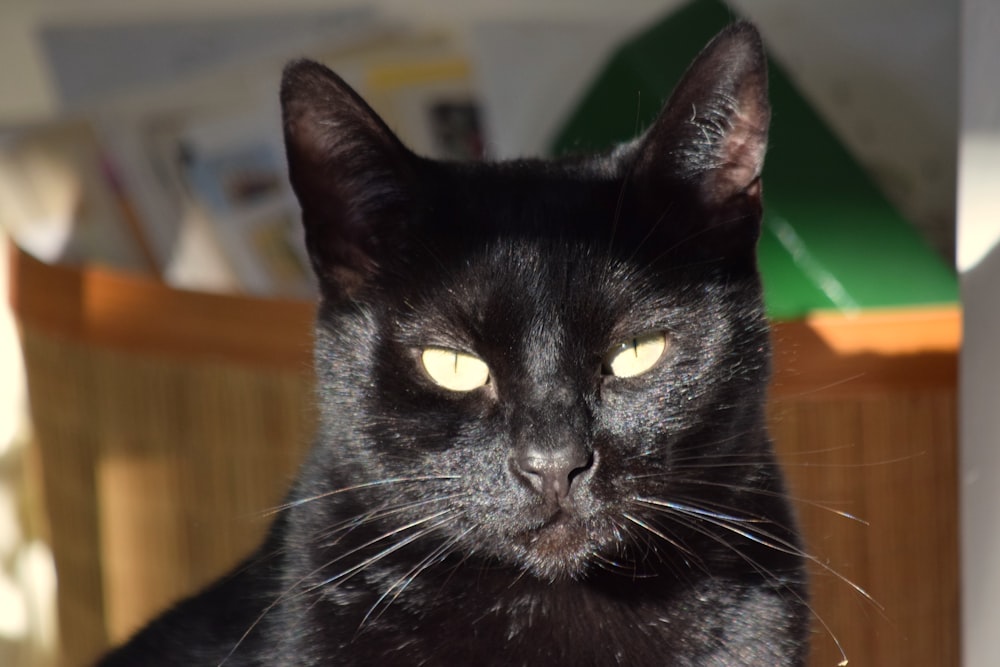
top-left (282, 23), bottom-right (774, 581)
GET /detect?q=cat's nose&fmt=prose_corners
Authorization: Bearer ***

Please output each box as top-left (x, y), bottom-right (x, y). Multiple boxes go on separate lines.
top-left (514, 444), bottom-right (594, 503)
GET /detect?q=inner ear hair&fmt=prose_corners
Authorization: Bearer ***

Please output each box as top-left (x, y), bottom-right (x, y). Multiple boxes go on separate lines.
top-left (638, 22), bottom-right (770, 207)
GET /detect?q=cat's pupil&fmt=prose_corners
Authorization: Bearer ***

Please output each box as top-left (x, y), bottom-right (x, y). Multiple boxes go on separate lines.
top-left (604, 331), bottom-right (668, 378)
top-left (421, 347), bottom-right (490, 391)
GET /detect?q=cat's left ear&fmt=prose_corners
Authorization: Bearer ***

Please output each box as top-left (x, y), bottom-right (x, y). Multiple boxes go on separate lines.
top-left (282, 59), bottom-right (419, 301)
top-left (631, 22), bottom-right (770, 259)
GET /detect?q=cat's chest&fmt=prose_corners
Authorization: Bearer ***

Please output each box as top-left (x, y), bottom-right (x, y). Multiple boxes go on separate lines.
top-left (289, 573), bottom-right (794, 666)
top-left (302, 571), bottom-right (690, 666)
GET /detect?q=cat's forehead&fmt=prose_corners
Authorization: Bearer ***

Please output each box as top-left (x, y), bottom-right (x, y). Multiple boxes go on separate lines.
top-left (425, 158), bottom-right (629, 242)
top-left (424, 237), bottom-right (620, 301)
top-left (377, 161), bottom-right (734, 344)
top-left (394, 236), bottom-right (687, 345)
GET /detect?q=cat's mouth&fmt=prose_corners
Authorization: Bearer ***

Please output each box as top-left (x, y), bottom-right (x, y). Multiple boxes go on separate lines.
top-left (517, 510), bottom-right (594, 578)
top-left (529, 509), bottom-right (574, 536)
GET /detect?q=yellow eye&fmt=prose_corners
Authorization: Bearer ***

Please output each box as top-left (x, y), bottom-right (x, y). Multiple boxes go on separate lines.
top-left (604, 332), bottom-right (668, 378)
top-left (421, 348), bottom-right (490, 392)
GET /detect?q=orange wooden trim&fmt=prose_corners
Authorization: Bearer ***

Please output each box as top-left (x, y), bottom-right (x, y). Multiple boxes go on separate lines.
top-left (770, 306), bottom-right (960, 397)
top-left (786, 306), bottom-right (960, 355)
top-left (10, 244), bottom-right (960, 389)
top-left (9, 245), bottom-right (315, 369)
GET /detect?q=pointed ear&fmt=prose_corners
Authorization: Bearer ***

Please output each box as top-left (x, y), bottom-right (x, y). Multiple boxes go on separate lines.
top-left (281, 59), bottom-right (418, 301)
top-left (631, 22), bottom-right (770, 261)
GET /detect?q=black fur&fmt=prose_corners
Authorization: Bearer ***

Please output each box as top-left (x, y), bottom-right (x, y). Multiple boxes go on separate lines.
top-left (99, 23), bottom-right (809, 666)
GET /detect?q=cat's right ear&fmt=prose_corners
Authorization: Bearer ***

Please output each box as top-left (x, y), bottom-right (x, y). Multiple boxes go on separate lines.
top-left (626, 22), bottom-right (770, 267)
top-left (282, 59), bottom-right (418, 300)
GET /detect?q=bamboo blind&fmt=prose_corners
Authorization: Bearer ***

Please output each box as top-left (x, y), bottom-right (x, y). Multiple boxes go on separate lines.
top-left (10, 246), bottom-right (959, 666)
top-left (21, 331), bottom-right (315, 664)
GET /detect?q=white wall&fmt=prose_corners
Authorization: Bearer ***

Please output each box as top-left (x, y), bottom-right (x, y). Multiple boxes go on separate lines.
top-left (958, 0), bottom-right (1000, 665)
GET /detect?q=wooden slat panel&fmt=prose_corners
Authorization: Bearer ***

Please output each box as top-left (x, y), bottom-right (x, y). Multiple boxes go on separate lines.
top-left (21, 331), bottom-right (315, 665)
top-left (771, 391), bottom-right (959, 666)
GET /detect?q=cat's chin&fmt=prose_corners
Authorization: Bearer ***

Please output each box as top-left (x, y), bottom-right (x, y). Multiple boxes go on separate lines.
top-left (516, 514), bottom-right (597, 581)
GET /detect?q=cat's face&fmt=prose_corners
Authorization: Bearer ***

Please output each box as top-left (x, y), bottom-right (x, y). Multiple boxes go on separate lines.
top-left (283, 24), bottom-right (772, 581)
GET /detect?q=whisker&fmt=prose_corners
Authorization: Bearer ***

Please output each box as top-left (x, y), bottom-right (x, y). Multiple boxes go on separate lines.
top-left (636, 497), bottom-right (763, 524)
top-left (666, 441), bottom-right (865, 463)
top-left (624, 429), bottom-right (757, 462)
top-left (505, 564), bottom-right (531, 591)
top-left (358, 525), bottom-right (473, 631)
top-left (316, 493), bottom-right (469, 545)
top-left (219, 510), bottom-right (456, 666)
top-left (591, 551), bottom-right (631, 573)
top-left (770, 372), bottom-right (867, 398)
top-left (646, 216), bottom-right (750, 268)
top-left (261, 476), bottom-right (461, 516)
top-left (607, 156), bottom-right (632, 253)
top-left (622, 511), bottom-right (704, 572)
top-left (692, 515), bottom-right (846, 665)
top-left (636, 499), bottom-right (850, 666)
top-left (308, 511), bottom-right (458, 591)
top-left (624, 201), bottom-right (677, 266)
top-left (634, 497), bottom-right (880, 611)
top-left (666, 454), bottom-right (924, 471)
top-left (661, 477), bottom-right (868, 526)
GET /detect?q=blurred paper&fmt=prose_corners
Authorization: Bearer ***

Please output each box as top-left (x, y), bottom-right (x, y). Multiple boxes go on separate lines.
top-left (40, 8), bottom-right (380, 109)
top-left (0, 121), bottom-right (153, 273)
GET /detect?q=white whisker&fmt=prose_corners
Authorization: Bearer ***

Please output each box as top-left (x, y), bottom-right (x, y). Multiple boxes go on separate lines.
top-left (316, 493), bottom-right (468, 545)
top-left (262, 476), bottom-right (461, 516)
top-left (357, 525), bottom-right (473, 630)
top-left (630, 492), bottom-right (885, 665)
top-left (219, 510), bottom-right (457, 666)
top-left (622, 511), bottom-right (703, 571)
top-left (633, 497), bottom-right (850, 666)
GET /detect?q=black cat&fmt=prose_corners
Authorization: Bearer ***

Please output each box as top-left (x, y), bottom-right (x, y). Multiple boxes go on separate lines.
top-left (99, 22), bottom-right (809, 666)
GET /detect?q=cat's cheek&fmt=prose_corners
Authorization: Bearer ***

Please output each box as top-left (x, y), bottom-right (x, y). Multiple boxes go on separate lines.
top-left (595, 388), bottom-right (683, 462)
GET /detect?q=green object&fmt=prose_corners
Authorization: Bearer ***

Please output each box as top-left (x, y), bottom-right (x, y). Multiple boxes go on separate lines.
top-left (550, 0), bottom-right (957, 320)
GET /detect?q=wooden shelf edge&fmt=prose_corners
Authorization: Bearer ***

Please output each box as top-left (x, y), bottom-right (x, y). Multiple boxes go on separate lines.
top-left (9, 245), bottom-right (315, 369)
top-left (770, 306), bottom-right (961, 397)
